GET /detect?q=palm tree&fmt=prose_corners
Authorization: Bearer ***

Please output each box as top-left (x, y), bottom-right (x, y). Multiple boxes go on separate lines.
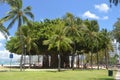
top-left (83, 19), bottom-right (99, 69)
top-left (63, 13), bottom-right (82, 69)
top-left (6, 23), bottom-right (38, 69)
top-left (20, 24), bottom-right (38, 68)
top-left (0, 0), bottom-right (34, 71)
top-left (93, 32), bottom-right (101, 70)
top-left (100, 29), bottom-right (112, 69)
top-left (43, 20), bottom-right (73, 71)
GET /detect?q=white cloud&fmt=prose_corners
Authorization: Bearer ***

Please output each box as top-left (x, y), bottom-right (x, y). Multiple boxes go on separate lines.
top-left (102, 16), bottom-right (109, 20)
top-left (95, 3), bottom-right (109, 13)
top-left (0, 43), bottom-right (3, 47)
top-left (7, 36), bottom-right (11, 41)
top-left (0, 32), bottom-right (5, 40)
top-left (0, 49), bottom-right (20, 60)
top-left (82, 11), bottom-right (99, 19)
top-left (0, 50), bottom-right (9, 59)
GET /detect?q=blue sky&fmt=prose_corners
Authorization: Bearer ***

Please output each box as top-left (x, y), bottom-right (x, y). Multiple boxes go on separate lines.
top-left (0, 0), bottom-right (120, 61)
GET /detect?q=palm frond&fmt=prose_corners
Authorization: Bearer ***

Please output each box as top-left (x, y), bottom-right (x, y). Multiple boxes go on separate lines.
top-left (0, 15), bottom-right (10, 23)
top-left (0, 12), bottom-right (16, 23)
top-left (0, 24), bottom-right (9, 39)
top-left (7, 16), bottom-right (18, 30)
top-left (22, 15), bottom-right (28, 24)
top-left (17, 0), bottom-right (22, 9)
top-left (24, 12), bottom-right (34, 20)
top-left (24, 6), bottom-right (31, 12)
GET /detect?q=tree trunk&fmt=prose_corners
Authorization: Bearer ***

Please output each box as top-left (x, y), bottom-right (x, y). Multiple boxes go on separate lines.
top-left (20, 53), bottom-right (24, 71)
top-left (58, 52), bottom-right (61, 72)
top-left (71, 54), bottom-right (75, 70)
top-left (90, 52), bottom-right (93, 69)
top-left (51, 53), bottom-right (58, 68)
top-left (77, 54), bottom-right (80, 68)
top-left (60, 52), bottom-right (69, 68)
top-left (29, 52), bottom-right (32, 68)
top-left (105, 48), bottom-right (108, 69)
top-left (48, 55), bottom-right (51, 68)
top-left (60, 54), bottom-right (64, 68)
top-left (96, 52), bottom-right (99, 70)
top-left (38, 55), bottom-right (40, 63)
top-left (71, 41), bottom-right (76, 70)
top-left (81, 54), bottom-right (84, 69)
top-left (43, 54), bottom-right (49, 68)
top-left (18, 17), bottom-right (24, 72)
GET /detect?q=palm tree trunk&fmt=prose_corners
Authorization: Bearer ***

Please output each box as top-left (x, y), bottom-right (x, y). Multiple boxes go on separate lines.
top-left (96, 40), bottom-right (99, 70)
top-left (29, 52), bottom-right (31, 68)
top-left (81, 53), bottom-right (84, 69)
top-left (51, 53), bottom-right (58, 68)
top-left (38, 55), bottom-right (40, 63)
top-left (77, 54), bottom-right (80, 68)
top-left (48, 55), bottom-right (51, 67)
top-left (23, 46), bottom-right (26, 69)
top-left (71, 54), bottom-right (75, 70)
top-left (105, 48), bottom-right (108, 69)
top-left (20, 51), bottom-right (24, 71)
top-left (96, 52), bottom-right (99, 70)
top-left (58, 52), bottom-right (61, 72)
top-left (18, 16), bottom-right (24, 72)
top-left (90, 51), bottom-right (93, 69)
top-left (43, 54), bottom-right (49, 68)
top-left (71, 42), bottom-right (76, 70)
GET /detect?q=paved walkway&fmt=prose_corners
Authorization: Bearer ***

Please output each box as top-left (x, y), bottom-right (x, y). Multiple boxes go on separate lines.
top-left (115, 69), bottom-right (120, 80)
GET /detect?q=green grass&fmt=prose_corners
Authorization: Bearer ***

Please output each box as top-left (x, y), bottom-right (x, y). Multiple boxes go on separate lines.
top-left (0, 70), bottom-right (115, 80)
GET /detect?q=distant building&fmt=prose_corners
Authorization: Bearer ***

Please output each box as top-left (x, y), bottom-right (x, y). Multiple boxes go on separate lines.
top-left (109, 39), bottom-right (119, 57)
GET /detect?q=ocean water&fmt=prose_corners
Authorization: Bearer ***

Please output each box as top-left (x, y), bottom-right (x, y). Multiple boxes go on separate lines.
top-left (0, 55), bottom-right (43, 66)
top-left (0, 59), bottom-right (20, 66)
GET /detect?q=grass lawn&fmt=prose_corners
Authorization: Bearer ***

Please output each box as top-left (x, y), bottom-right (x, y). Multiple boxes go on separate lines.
top-left (0, 69), bottom-right (115, 80)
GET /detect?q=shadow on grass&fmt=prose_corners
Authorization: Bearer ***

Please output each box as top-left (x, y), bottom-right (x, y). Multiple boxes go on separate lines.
top-left (0, 70), bottom-right (8, 72)
top-left (46, 70), bottom-right (67, 73)
top-left (46, 71), bottom-right (58, 73)
top-left (92, 78), bottom-right (114, 80)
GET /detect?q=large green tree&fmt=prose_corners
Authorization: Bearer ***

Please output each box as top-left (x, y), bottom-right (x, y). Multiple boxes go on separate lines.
top-left (6, 36), bottom-right (20, 54)
top-left (5, 13), bottom-right (113, 70)
top-left (43, 20), bottom-right (73, 71)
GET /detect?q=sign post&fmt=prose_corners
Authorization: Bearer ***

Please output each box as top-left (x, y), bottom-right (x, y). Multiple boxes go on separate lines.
top-left (9, 53), bottom-right (13, 71)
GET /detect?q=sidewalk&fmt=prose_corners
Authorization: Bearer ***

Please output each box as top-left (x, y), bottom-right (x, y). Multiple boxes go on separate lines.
top-left (115, 69), bottom-right (120, 80)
